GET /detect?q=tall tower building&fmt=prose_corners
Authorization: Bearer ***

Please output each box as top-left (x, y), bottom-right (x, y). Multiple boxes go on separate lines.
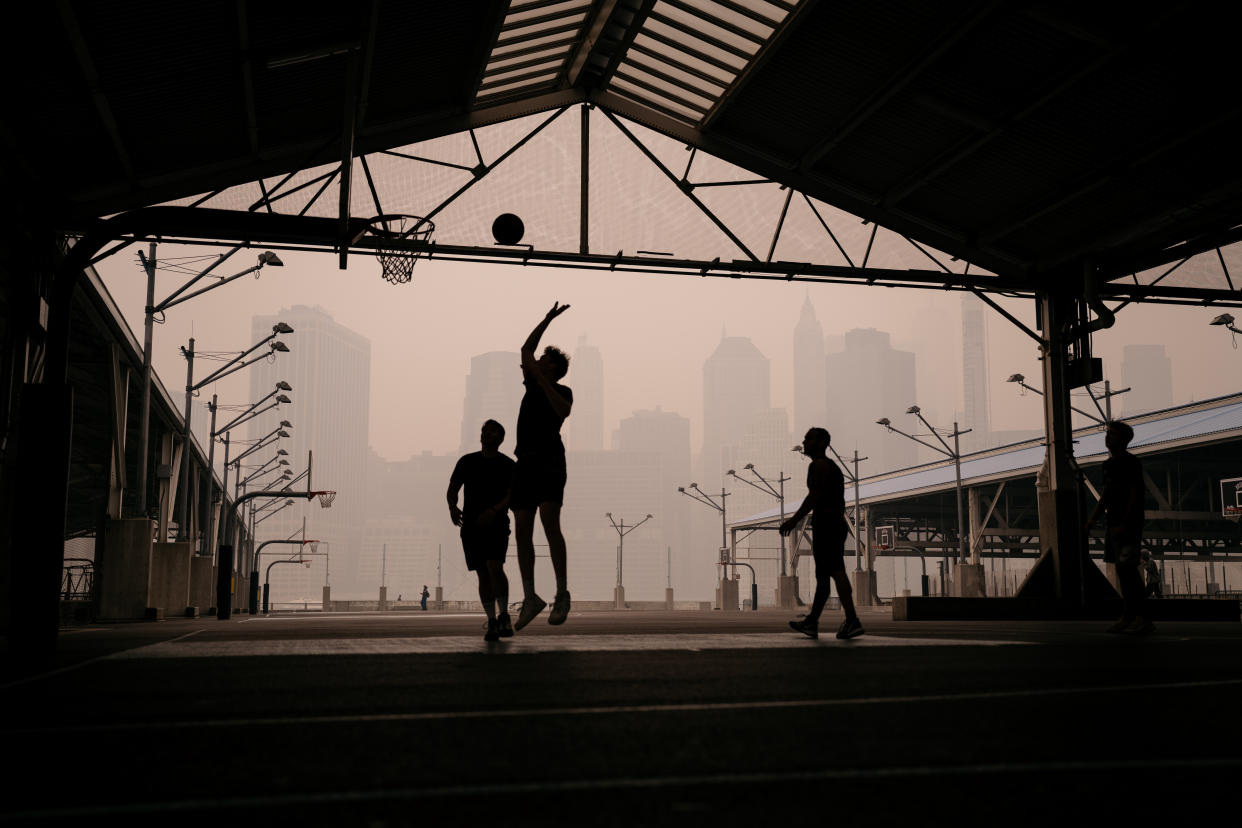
top-left (459, 351), bottom-right (522, 453)
top-left (825, 328), bottom-right (916, 474)
top-left (613, 407), bottom-right (696, 596)
top-left (569, 335), bottom-right (604, 452)
top-left (702, 334), bottom-right (770, 484)
top-left (1121, 344), bottom-right (1174, 416)
top-left (961, 294), bottom-right (992, 452)
top-left (793, 295), bottom-right (827, 434)
top-left (247, 305), bottom-right (371, 599)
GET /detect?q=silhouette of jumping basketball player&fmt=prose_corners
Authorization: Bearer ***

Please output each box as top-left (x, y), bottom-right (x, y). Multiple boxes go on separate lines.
top-left (448, 419), bottom-right (516, 641)
top-left (512, 302), bottom-right (573, 630)
top-left (782, 427), bottom-right (863, 640)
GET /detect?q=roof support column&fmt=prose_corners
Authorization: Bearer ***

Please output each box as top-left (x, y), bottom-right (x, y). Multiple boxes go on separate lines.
top-left (1019, 290), bottom-right (1114, 605)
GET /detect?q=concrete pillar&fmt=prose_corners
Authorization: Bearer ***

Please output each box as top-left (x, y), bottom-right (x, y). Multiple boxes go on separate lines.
top-left (188, 556), bottom-right (212, 616)
top-left (149, 541), bottom-right (192, 616)
top-left (852, 569), bottom-right (878, 606)
top-left (968, 487), bottom-right (984, 565)
top-left (953, 562), bottom-right (986, 597)
top-left (379, 585), bottom-right (388, 611)
top-left (434, 585), bottom-right (443, 610)
top-left (322, 584), bottom-right (331, 611)
top-left (776, 575), bottom-right (797, 610)
top-left (664, 587), bottom-right (674, 610)
top-left (719, 577), bottom-right (740, 612)
top-left (96, 518), bottom-right (154, 620)
top-left (614, 585), bottom-right (626, 609)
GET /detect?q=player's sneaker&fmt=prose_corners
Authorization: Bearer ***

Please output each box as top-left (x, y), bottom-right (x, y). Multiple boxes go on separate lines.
top-left (1106, 617), bottom-right (1131, 634)
top-left (548, 591), bottom-right (571, 625)
top-left (514, 595), bottom-right (546, 631)
top-left (497, 613), bottom-right (514, 638)
top-left (836, 617), bottom-right (864, 639)
top-left (483, 619), bottom-right (500, 642)
top-left (1125, 616), bottom-right (1156, 635)
top-left (788, 619), bottom-right (818, 639)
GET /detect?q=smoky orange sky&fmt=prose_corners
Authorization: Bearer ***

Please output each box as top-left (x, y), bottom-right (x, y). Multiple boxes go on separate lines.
top-left (94, 242), bottom-right (1238, 463)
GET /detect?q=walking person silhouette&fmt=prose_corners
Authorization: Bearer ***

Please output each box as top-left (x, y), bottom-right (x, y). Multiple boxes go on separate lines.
top-left (782, 427), bottom-right (863, 640)
top-left (512, 302), bottom-right (574, 630)
top-left (448, 419), bottom-right (516, 640)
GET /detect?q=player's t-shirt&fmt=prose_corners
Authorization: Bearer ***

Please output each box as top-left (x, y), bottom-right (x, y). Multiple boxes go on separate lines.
top-left (1102, 450), bottom-right (1144, 544)
top-left (450, 451), bottom-right (516, 531)
top-left (807, 457), bottom-right (846, 530)
top-left (515, 370), bottom-right (572, 458)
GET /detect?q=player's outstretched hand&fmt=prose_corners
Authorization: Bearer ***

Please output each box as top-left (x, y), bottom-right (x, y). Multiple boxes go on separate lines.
top-left (545, 301), bottom-right (570, 320)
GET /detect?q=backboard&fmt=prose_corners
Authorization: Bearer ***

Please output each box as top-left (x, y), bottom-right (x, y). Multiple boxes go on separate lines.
top-left (875, 525), bottom-right (895, 552)
top-left (1222, 476), bottom-right (1241, 521)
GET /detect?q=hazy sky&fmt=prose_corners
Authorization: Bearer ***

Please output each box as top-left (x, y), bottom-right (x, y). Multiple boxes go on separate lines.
top-left (95, 241), bottom-right (1238, 463)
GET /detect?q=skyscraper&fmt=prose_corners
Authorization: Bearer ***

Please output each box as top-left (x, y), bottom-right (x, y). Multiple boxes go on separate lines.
top-left (702, 334), bottom-right (770, 484)
top-left (1121, 344), bottom-right (1174, 416)
top-left (247, 305), bottom-right (371, 599)
top-left (459, 351), bottom-right (522, 453)
top-left (793, 294), bottom-right (826, 435)
top-left (961, 294), bottom-right (992, 452)
top-left (569, 335), bottom-right (604, 452)
top-left (825, 328), bottom-right (916, 474)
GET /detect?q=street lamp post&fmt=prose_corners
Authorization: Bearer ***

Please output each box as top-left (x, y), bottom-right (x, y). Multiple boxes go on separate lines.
top-left (176, 323), bottom-right (293, 540)
top-left (877, 406), bottom-right (972, 574)
top-left (135, 248), bottom-right (283, 515)
top-left (728, 464), bottom-right (794, 608)
top-left (607, 513), bottom-right (653, 609)
top-left (1006, 373), bottom-right (1128, 424)
top-left (678, 483), bottom-right (734, 609)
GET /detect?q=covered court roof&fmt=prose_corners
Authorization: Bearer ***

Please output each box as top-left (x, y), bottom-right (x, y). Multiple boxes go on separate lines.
top-left (732, 392), bottom-right (1242, 529)
top-left (7, 1), bottom-right (1242, 299)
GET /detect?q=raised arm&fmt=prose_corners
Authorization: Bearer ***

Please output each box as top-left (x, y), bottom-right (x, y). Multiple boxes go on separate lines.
top-left (520, 302), bottom-right (570, 371)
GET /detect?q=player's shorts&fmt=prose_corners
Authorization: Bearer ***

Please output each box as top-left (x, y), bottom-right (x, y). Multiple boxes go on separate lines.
top-left (812, 517), bottom-right (849, 575)
top-left (461, 528), bottom-right (509, 572)
top-left (510, 453), bottom-right (567, 510)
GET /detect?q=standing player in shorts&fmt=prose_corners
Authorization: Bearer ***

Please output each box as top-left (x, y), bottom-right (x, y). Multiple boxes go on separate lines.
top-left (781, 427), bottom-right (863, 640)
top-left (512, 302), bottom-right (573, 630)
top-left (448, 419), bottom-right (517, 641)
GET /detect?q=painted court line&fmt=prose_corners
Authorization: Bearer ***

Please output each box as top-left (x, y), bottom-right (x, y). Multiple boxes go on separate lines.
top-left (12, 676), bottom-right (1242, 737)
top-left (6, 756), bottom-right (1241, 819)
top-left (104, 632), bottom-right (1030, 659)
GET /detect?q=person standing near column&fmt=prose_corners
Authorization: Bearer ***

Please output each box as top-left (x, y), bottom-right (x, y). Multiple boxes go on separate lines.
top-left (1087, 420), bottom-right (1152, 634)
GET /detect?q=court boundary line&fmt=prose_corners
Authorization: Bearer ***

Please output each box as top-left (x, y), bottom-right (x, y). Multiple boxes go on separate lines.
top-left (5, 756), bottom-right (1240, 819)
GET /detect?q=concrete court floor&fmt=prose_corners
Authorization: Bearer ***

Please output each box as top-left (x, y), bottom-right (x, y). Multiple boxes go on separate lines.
top-left (2, 607), bottom-right (1240, 825)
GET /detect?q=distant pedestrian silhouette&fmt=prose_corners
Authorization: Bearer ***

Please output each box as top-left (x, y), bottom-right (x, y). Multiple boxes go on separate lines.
top-left (448, 420), bottom-right (515, 640)
top-left (1142, 552), bottom-right (1162, 599)
top-left (782, 427), bottom-right (862, 640)
top-left (512, 302), bottom-right (573, 630)
top-left (420, 585), bottom-right (430, 612)
top-left (1087, 420), bottom-right (1152, 634)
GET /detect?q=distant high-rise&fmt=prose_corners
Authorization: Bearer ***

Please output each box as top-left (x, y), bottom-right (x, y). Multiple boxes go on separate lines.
top-left (702, 334), bottom-right (770, 483)
top-left (825, 328), bottom-right (916, 473)
top-left (247, 305), bottom-right (370, 598)
top-left (1121, 344), bottom-right (1174, 416)
top-left (961, 294), bottom-right (992, 452)
top-left (569, 335), bottom-right (604, 452)
top-left (459, 351), bottom-right (522, 453)
top-left (793, 295), bottom-right (826, 434)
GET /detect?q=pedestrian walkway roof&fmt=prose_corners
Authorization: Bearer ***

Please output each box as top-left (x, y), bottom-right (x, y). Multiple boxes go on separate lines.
top-left (732, 393), bottom-right (1242, 529)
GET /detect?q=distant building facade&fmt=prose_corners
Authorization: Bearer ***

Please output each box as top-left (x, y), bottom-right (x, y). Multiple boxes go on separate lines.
top-left (961, 294), bottom-right (992, 452)
top-left (247, 305), bottom-right (371, 601)
top-left (459, 351), bottom-right (522, 454)
top-left (825, 328), bottom-right (916, 474)
top-left (569, 335), bottom-right (604, 452)
top-left (1121, 344), bottom-right (1174, 416)
top-left (793, 295), bottom-right (826, 434)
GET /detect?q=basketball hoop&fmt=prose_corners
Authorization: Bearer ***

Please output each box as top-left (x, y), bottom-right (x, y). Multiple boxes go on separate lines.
top-left (310, 541), bottom-right (320, 554)
top-left (310, 491), bottom-right (337, 509)
top-left (368, 214), bottom-right (434, 285)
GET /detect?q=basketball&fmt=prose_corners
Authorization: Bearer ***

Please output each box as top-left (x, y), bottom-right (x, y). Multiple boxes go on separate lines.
top-left (492, 212), bottom-right (525, 245)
